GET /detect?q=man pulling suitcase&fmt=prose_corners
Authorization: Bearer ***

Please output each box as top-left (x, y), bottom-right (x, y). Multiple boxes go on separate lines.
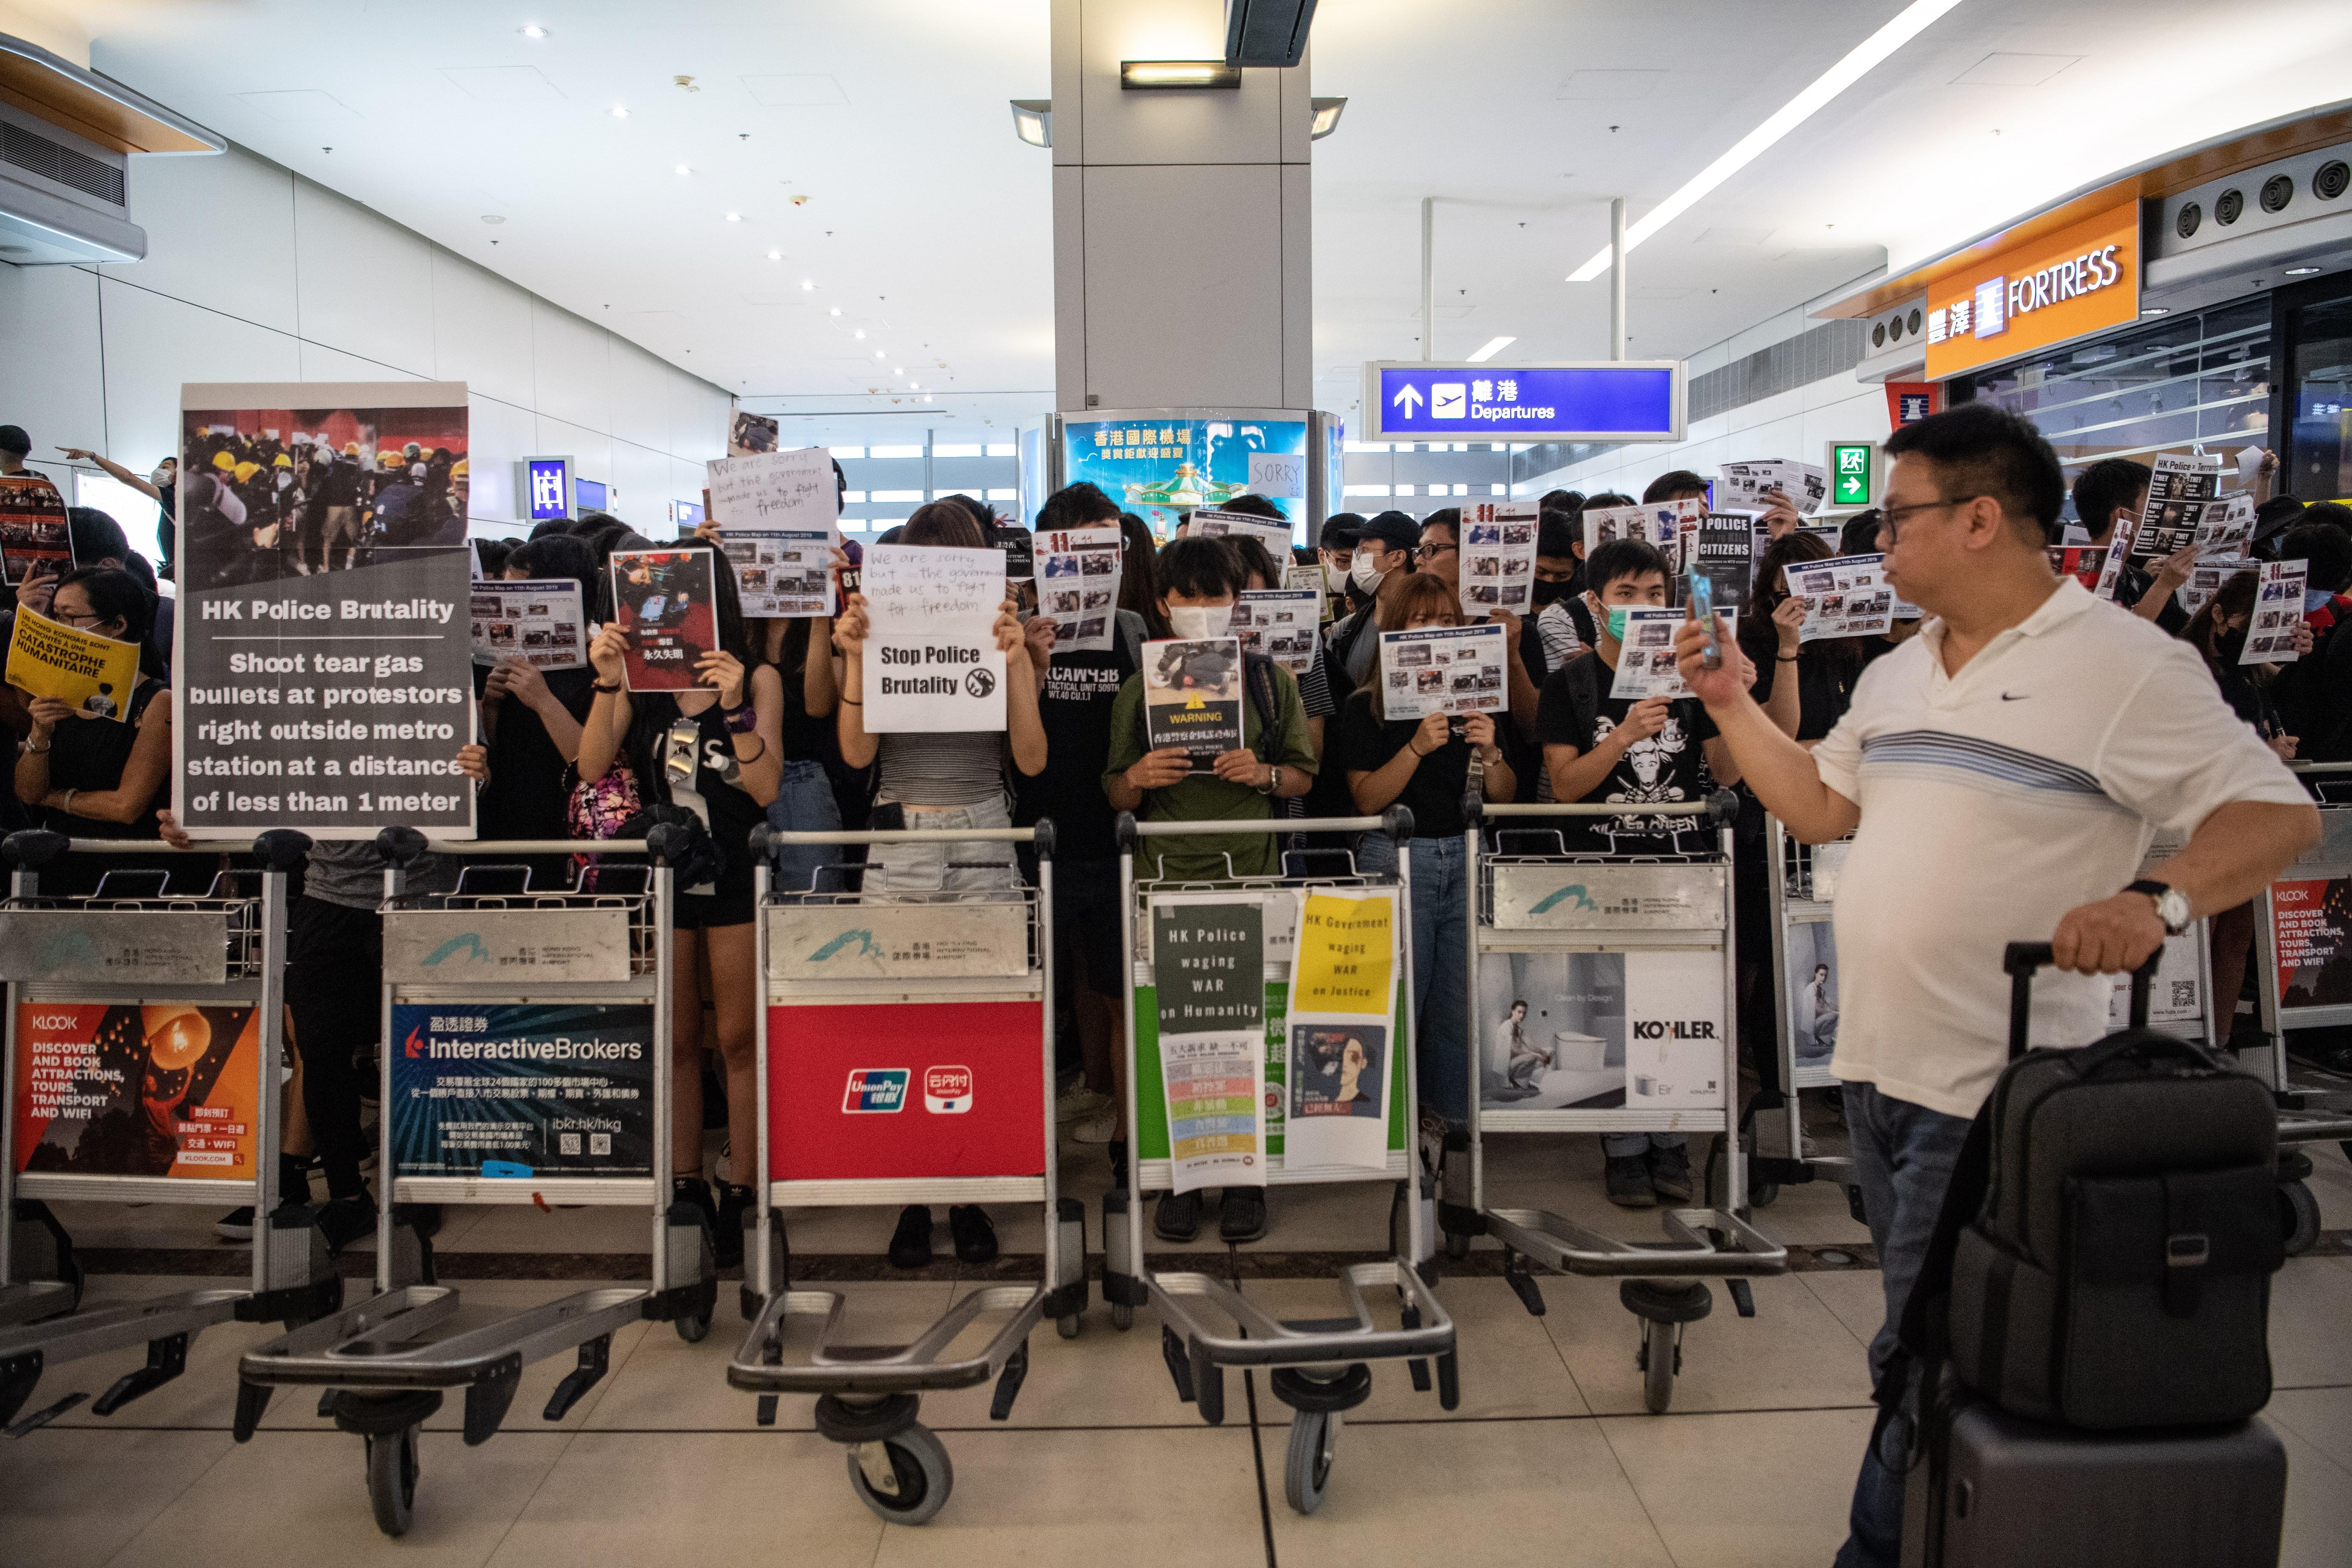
top-left (1669, 404), bottom-right (2319, 1567)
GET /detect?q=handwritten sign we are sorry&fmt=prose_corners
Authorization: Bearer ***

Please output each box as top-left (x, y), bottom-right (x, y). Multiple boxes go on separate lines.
top-left (860, 543), bottom-right (1007, 732)
top-left (706, 446), bottom-right (838, 533)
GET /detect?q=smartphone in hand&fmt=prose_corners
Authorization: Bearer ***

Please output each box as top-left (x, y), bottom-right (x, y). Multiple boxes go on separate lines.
top-left (1690, 572), bottom-right (1721, 669)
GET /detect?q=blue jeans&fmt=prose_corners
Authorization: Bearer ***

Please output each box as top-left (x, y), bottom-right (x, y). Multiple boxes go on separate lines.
top-left (1833, 1079), bottom-right (1974, 1568)
top-left (1356, 833), bottom-right (1470, 1124)
top-left (763, 760), bottom-right (844, 895)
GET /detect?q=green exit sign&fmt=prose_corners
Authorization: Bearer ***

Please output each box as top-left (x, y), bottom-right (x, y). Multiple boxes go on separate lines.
top-left (1829, 441), bottom-right (1874, 506)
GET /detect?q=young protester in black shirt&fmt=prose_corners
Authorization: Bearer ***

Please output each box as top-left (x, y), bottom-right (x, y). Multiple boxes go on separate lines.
top-left (1535, 537), bottom-right (1752, 1208)
top-left (2071, 457), bottom-right (2197, 632)
top-left (1333, 571), bottom-right (1516, 1125)
top-left (579, 535), bottom-right (785, 1270)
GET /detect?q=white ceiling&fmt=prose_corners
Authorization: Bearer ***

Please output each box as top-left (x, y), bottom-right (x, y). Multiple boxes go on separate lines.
top-left (60, 0), bottom-right (2352, 441)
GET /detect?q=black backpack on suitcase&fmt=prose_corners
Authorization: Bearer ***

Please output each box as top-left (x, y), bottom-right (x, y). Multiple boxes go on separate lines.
top-left (1892, 943), bottom-right (2289, 1568)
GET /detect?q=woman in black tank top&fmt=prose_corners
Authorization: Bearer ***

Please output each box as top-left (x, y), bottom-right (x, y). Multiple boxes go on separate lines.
top-left (577, 536), bottom-right (784, 1269)
top-left (13, 568), bottom-right (176, 896)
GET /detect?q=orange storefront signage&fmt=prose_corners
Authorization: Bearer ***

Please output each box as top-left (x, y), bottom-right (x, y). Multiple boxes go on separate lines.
top-left (1924, 199), bottom-right (2141, 381)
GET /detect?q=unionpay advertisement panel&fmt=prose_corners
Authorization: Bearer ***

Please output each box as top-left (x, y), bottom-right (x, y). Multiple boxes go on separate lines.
top-left (767, 1001), bottom-right (1043, 1182)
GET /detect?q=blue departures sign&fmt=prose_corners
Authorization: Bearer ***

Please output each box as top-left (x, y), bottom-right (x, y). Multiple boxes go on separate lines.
top-left (1363, 361), bottom-right (1685, 444)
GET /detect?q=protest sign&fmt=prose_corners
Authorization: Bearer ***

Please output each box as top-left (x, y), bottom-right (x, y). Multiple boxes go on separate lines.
top-left (1282, 561), bottom-right (1330, 623)
top-left (721, 530), bottom-right (833, 618)
top-left (2242, 559), bottom-right (2306, 664)
top-left (706, 446), bottom-right (839, 535)
top-left (176, 381), bottom-right (475, 839)
top-left (1378, 623), bottom-right (1507, 718)
top-left (1152, 896), bottom-right (1268, 1194)
top-left (6, 608), bottom-right (143, 720)
top-left (1687, 517), bottom-right (1755, 616)
top-left (1035, 525), bottom-right (1122, 653)
top-left (1142, 636), bottom-right (1244, 767)
top-left (1248, 452), bottom-right (1306, 498)
top-left (728, 409), bottom-right (781, 457)
top-left (1233, 588), bottom-right (1319, 674)
top-left (1609, 608), bottom-right (1735, 700)
top-left (1582, 498), bottom-right (1693, 557)
top-left (1190, 508), bottom-right (1293, 555)
top-left (608, 548), bottom-right (716, 691)
top-left (1788, 553), bottom-right (1895, 641)
top-left (2129, 452), bottom-right (2225, 565)
top-left (469, 579), bottom-right (585, 668)
top-left (0, 471), bottom-right (71, 585)
top-left (860, 543), bottom-right (1009, 732)
top-left (1284, 890), bottom-right (1399, 1171)
top-left (1460, 501), bottom-right (1538, 618)
top-left (2178, 558), bottom-right (2243, 618)
top-left (1719, 460), bottom-right (1828, 516)
top-left (2051, 544), bottom-right (2106, 591)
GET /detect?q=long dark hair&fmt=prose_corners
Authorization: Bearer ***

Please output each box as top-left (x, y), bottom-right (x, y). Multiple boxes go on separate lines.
top-left (1117, 512), bottom-right (1168, 638)
top-left (54, 566), bottom-right (165, 680)
top-left (2182, 569), bottom-right (2259, 674)
top-left (1745, 531), bottom-right (1859, 670)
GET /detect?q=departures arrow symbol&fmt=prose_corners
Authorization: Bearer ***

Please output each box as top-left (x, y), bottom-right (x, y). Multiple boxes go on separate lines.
top-left (1393, 384), bottom-right (1424, 416)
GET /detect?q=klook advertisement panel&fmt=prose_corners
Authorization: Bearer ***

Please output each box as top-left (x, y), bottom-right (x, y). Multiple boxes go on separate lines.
top-left (388, 1004), bottom-right (654, 1180)
top-left (12, 1004), bottom-right (260, 1179)
top-left (176, 382), bottom-right (476, 838)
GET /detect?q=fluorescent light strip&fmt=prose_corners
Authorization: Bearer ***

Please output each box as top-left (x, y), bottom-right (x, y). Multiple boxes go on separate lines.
top-left (1566, 0), bottom-right (1967, 283)
top-left (1465, 335), bottom-right (1516, 363)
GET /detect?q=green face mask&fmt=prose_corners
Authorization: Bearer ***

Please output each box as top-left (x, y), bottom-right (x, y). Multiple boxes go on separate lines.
top-left (1594, 598), bottom-right (1631, 642)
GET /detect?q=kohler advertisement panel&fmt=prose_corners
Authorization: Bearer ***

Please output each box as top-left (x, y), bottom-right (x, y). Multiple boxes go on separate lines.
top-left (174, 382), bottom-right (476, 839)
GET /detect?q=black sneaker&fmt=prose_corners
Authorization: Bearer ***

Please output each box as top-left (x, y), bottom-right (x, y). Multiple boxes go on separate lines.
top-left (889, 1205), bottom-right (934, 1269)
top-left (1648, 1144), bottom-right (1694, 1203)
top-left (214, 1207), bottom-right (255, 1240)
top-left (1604, 1154), bottom-right (1656, 1209)
top-left (672, 1175), bottom-right (719, 1239)
top-left (1218, 1186), bottom-right (1267, 1243)
top-left (316, 1195), bottom-right (377, 1253)
top-left (1154, 1189), bottom-right (1200, 1242)
top-left (714, 1183), bottom-right (753, 1271)
top-left (947, 1205), bottom-right (998, 1266)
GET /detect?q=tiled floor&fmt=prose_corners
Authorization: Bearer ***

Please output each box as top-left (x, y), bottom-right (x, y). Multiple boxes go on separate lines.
top-left (4, 1133), bottom-right (2349, 1568)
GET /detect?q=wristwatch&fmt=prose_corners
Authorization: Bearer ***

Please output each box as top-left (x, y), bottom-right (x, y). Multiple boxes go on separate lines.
top-left (1257, 764), bottom-right (1282, 797)
top-left (2126, 879), bottom-right (2192, 935)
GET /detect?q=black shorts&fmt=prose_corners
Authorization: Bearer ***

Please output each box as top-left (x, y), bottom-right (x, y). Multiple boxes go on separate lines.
top-left (674, 885), bottom-right (755, 930)
top-left (1051, 858), bottom-right (1123, 996)
top-left (285, 896), bottom-right (384, 1059)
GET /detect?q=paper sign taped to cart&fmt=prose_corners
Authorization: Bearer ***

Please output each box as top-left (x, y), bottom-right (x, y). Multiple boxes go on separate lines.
top-left (381, 909), bottom-right (631, 984)
top-left (769, 902), bottom-right (1032, 981)
top-left (1488, 864), bottom-right (1725, 931)
top-left (0, 909), bottom-right (231, 985)
top-left (1151, 896), bottom-right (1268, 1194)
top-left (1284, 891), bottom-right (1399, 1170)
top-left (12, 1003), bottom-right (260, 1178)
top-left (1288, 891), bottom-right (1397, 1015)
top-left (1135, 888), bottom-right (1296, 969)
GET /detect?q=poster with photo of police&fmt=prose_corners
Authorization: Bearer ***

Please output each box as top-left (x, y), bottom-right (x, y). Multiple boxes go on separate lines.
top-left (175, 382), bottom-right (476, 839)
top-left (608, 547), bottom-right (718, 691)
top-left (1141, 635), bottom-right (1244, 769)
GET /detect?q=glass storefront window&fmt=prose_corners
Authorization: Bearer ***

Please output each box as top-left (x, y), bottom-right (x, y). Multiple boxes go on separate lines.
top-left (2285, 288), bottom-right (2352, 504)
top-left (1956, 297), bottom-right (2272, 521)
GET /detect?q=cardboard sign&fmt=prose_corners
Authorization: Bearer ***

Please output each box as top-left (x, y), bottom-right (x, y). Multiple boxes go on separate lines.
top-left (1141, 636), bottom-right (1244, 766)
top-left (860, 543), bottom-right (1009, 732)
top-left (1377, 623), bottom-right (1507, 717)
top-left (469, 579), bottom-right (585, 668)
top-left (706, 446), bottom-right (839, 534)
top-left (5, 608), bottom-right (143, 721)
top-left (609, 548), bottom-right (716, 691)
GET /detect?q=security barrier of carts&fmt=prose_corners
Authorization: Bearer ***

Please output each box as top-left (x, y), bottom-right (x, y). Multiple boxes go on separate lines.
top-left (1113, 808), bottom-right (1457, 1518)
top-left (1757, 814), bottom-right (2223, 1220)
top-left (1440, 795), bottom-right (1786, 1415)
top-left (2252, 759), bottom-right (2352, 1254)
top-left (0, 831), bottom-right (341, 1433)
top-left (728, 820), bottom-right (1083, 1528)
top-left (236, 826), bottom-right (715, 1537)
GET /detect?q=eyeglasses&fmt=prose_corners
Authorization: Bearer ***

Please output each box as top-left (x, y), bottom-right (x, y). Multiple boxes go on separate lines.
top-left (1878, 495), bottom-right (1982, 544)
top-left (1415, 541), bottom-right (1457, 561)
top-left (54, 610), bottom-right (108, 628)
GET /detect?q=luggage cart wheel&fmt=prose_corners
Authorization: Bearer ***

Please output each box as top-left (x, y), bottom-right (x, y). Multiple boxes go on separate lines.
top-left (1844, 1184), bottom-right (1868, 1228)
top-left (845, 1421), bottom-right (952, 1527)
top-left (1443, 1230), bottom-right (1471, 1260)
top-left (1283, 1408), bottom-right (1339, 1515)
top-left (2280, 1179), bottom-right (2321, 1257)
top-left (365, 1424), bottom-right (421, 1538)
top-left (1636, 1317), bottom-right (1681, 1414)
top-left (1749, 1179), bottom-right (1780, 1209)
top-left (675, 1298), bottom-right (715, 1343)
top-left (1111, 1299), bottom-right (1134, 1331)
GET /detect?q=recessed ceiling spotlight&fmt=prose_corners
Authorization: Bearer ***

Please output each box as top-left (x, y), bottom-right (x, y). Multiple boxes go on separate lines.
top-left (2142, 307), bottom-right (2171, 317)
top-left (519, 24), bottom-right (548, 38)
top-left (894, 368), bottom-right (905, 376)
top-left (675, 164), bottom-right (692, 176)
top-left (766, 249), bottom-right (781, 261)
top-left (801, 279), bottom-right (815, 291)
top-left (909, 381), bottom-right (920, 390)
top-left (610, 105), bottom-right (629, 118)
top-left (828, 307), bottom-right (841, 316)
top-left (854, 329), bottom-right (866, 339)
top-left (480, 214), bottom-right (505, 225)
top-left (725, 212), bottom-right (742, 222)
top-left (2283, 266), bottom-right (2323, 277)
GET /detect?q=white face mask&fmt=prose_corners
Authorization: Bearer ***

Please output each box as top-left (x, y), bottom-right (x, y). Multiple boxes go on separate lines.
top-left (1323, 561), bottom-right (1348, 593)
top-left (1166, 604), bottom-right (1233, 640)
top-left (275, 472), bottom-right (293, 490)
top-left (1350, 548), bottom-right (1388, 593)
top-left (151, 468), bottom-right (172, 487)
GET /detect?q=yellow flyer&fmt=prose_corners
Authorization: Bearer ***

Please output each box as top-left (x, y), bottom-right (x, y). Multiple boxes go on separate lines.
top-left (5, 607), bottom-right (142, 722)
top-left (1289, 891), bottom-right (1396, 1015)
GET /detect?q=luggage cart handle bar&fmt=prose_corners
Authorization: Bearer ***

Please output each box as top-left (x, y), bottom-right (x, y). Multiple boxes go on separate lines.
top-left (1116, 806), bottom-right (1412, 848)
top-left (3, 827), bottom-right (311, 871)
top-left (2289, 762), bottom-right (2352, 773)
top-left (406, 838), bottom-right (654, 856)
top-left (750, 825), bottom-right (1044, 847)
top-left (1475, 786), bottom-right (1739, 828)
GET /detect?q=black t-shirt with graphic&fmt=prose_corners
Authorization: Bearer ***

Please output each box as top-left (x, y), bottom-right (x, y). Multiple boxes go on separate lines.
top-left (1533, 650), bottom-right (1717, 853)
top-left (1014, 618), bottom-right (1140, 860)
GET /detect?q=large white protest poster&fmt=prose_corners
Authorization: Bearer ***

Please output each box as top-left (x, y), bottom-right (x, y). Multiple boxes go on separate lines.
top-left (860, 544), bottom-right (1007, 732)
top-left (1282, 890), bottom-right (1399, 1172)
top-left (1460, 500), bottom-right (1538, 618)
top-left (706, 446), bottom-right (838, 534)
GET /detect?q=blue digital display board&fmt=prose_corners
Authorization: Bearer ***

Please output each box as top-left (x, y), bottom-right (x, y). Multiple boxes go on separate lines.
top-left (1362, 361), bottom-right (1684, 444)
top-left (1059, 411), bottom-right (1309, 541)
top-left (574, 476), bottom-right (608, 512)
top-left (521, 455), bottom-right (573, 522)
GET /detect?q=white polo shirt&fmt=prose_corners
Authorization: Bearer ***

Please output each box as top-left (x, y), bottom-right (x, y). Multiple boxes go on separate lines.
top-left (1810, 578), bottom-right (2306, 1120)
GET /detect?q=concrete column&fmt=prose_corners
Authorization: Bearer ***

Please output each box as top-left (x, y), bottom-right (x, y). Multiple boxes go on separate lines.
top-left (1051, 0), bottom-right (1313, 412)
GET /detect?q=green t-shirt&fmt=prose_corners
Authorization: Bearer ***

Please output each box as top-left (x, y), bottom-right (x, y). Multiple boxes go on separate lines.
top-left (1103, 662), bottom-right (1320, 881)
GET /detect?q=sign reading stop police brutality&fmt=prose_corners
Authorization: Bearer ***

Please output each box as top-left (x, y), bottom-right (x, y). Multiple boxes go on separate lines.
top-left (860, 542), bottom-right (1007, 732)
top-left (176, 382), bottom-right (476, 838)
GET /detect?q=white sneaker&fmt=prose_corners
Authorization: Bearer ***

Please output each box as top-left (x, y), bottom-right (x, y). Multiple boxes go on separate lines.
top-left (1056, 1086), bottom-right (1112, 1123)
top-left (1067, 1110), bottom-right (1118, 1145)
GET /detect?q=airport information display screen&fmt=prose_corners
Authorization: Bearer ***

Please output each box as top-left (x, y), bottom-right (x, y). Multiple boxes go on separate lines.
top-left (1061, 413), bottom-right (1309, 540)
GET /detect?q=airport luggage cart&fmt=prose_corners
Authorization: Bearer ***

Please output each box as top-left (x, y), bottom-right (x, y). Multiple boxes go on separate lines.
top-left (2251, 760), bottom-right (2352, 1254)
top-left (1442, 797), bottom-right (1786, 1415)
top-left (729, 821), bottom-right (1082, 1527)
top-left (235, 825), bottom-right (713, 1536)
top-left (1112, 809), bottom-right (1456, 1517)
top-left (0, 830), bottom-right (340, 1431)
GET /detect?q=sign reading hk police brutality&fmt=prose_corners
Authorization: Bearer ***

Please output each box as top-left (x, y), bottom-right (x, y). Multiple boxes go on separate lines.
top-left (861, 543), bottom-right (1007, 731)
top-left (176, 383), bottom-right (476, 839)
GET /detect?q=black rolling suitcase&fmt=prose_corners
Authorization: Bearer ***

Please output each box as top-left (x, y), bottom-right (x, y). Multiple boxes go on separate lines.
top-left (1896, 943), bottom-right (2290, 1568)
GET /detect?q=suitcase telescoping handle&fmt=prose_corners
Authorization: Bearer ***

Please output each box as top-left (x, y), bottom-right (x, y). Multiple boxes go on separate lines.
top-left (2001, 941), bottom-right (2159, 1059)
